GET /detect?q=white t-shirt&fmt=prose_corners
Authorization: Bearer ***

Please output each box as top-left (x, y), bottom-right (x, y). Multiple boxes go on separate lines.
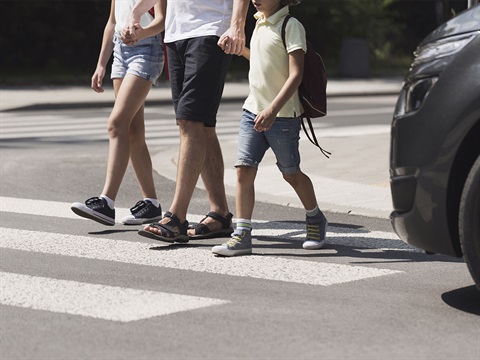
top-left (115, 0), bottom-right (153, 33)
top-left (164, 0), bottom-right (233, 43)
top-left (243, 6), bottom-right (306, 118)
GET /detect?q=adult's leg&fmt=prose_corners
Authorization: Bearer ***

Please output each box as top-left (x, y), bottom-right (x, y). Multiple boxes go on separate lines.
top-left (190, 127), bottom-right (231, 232)
top-left (102, 74), bottom-right (152, 200)
top-left (169, 119), bottom-right (207, 222)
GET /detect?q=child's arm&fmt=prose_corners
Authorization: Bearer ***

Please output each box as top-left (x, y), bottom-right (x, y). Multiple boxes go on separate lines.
top-left (254, 49), bottom-right (304, 132)
top-left (242, 47), bottom-right (250, 61)
top-left (91, 0), bottom-right (116, 93)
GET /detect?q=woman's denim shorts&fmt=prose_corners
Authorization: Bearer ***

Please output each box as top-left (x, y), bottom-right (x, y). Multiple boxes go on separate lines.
top-left (111, 32), bottom-right (164, 86)
top-left (235, 109), bottom-right (301, 174)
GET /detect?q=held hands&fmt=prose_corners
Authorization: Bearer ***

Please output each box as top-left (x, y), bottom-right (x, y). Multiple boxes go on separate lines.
top-left (121, 24), bottom-right (142, 46)
top-left (217, 28), bottom-right (245, 55)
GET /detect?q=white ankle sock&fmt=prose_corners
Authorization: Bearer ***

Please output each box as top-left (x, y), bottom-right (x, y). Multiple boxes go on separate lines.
top-left (306, 205), bottom-right (319, 217)
top-left (235, 218), bottom-right (252, 231)
top-left (100, 195), bottom-right (114, 209)
top-left (144, 198), bottom-right (159, 207)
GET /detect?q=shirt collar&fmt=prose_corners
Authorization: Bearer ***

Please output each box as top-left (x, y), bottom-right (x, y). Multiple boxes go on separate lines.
top-left (254, 5), bottom-right (289, 25)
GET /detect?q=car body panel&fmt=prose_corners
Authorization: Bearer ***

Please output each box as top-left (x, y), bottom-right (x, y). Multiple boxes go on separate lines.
top-left (390, 5), bottom-right (480, 257)
top-left (422, 5), bottom-right (480, 45)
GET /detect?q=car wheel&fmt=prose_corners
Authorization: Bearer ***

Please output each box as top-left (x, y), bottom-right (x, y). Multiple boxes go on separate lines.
top-left (459, 154), bottom-right (480, 291)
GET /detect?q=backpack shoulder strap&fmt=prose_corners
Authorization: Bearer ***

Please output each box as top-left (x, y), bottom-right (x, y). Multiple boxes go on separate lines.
top-left (301, 117), bottom-right (331, 158)
top-left (281, 15), bottom-right (292, 49)
top-left (282, 15), bottom-right (331, 159)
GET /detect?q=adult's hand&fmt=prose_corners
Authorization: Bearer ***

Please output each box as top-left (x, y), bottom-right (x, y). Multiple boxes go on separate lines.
top-left (218, 26), bottom-right (246, 56)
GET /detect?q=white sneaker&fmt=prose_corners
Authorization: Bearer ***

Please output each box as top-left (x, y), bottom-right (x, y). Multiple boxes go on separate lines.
top-left (303, 213), bottom-right (328, 250)
top-left (212, 230), bottom-right (252, 257)
top-left (121, 200), bottom-right (162, 225)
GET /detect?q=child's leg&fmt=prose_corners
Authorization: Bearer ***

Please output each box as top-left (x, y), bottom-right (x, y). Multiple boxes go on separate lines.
top-left (101, 74), bottom-right (152, 201)
top-left (211, 165), bottom-right (256, 257)
top-left (268, 117), bottom-right (327, 250)
top-left (282, 171), bottom-right (317, 210)
top-left (212, 109), bottom-right (267, 257)
top-left (283, 171), bottom-right (327, 249)
top-left (236, 165), bottom-right (257, 220)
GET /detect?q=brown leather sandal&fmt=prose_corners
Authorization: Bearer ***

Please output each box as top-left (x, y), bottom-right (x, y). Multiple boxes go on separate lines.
top-left (188, 211), bottom-right (233, 239)
top-left (138, 211), bottom-right (189, 243)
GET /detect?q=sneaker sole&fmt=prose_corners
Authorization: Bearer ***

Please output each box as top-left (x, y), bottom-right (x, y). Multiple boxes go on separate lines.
top-left (211, 246), bottom-right (252, 257)
top-left (303, 240), bottom-right (325, 250)
top-left (71, 204), bottom-right (115, 226)
top-left (121, 215), bottom-right (163, 225)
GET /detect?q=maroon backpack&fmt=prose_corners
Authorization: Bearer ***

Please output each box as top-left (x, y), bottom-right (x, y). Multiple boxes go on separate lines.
top-left (282, 15), bottom-right (330, 158)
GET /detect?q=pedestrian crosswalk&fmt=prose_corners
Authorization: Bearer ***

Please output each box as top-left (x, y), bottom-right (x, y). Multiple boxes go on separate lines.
top-left (0, 107), bottom-right (243, 146)
top-left (0, 196), bottom-right (417, 323)
top-left (0, 106), bottom-right (393, 147)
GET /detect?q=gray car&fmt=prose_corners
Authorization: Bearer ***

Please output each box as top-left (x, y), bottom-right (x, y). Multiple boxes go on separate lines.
top-left (390, 5), bottom-right (480, 290)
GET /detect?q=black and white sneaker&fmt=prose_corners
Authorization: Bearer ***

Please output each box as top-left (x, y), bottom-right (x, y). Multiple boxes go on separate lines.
top-left (121, 200), bottom-right (162, 225)
top-left (71, 197), bottom-right (115, 226)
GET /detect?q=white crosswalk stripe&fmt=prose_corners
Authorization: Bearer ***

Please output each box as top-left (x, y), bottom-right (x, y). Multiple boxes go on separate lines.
top-left (0, 109), bottom-right (241, 145)
top-left (1, 272), bottom-right (228, 322)
top-left (0, 196), bottom-right (410, 322)
top-left (0, 107), bottom-right (391, 147)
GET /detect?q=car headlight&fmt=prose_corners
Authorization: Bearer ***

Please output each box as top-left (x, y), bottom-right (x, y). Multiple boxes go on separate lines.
top-left (394, 77), bottom-right (438, 118)
top-left (412, 32), bottom-right (479, 66)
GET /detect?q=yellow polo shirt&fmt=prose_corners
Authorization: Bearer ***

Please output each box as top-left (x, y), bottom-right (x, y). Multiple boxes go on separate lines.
top-left (243, 6), bottom-right (306, 118)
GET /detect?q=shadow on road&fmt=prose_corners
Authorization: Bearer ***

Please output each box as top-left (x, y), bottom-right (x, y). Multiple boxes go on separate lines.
top-left (441, 285), bottom-right (480, 315)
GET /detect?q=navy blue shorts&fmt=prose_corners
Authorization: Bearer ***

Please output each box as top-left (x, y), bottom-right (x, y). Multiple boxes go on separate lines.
top-left (166, 36), bottom-right (232, 127)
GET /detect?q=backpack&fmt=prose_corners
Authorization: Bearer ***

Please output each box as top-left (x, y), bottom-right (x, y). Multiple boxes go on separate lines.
top-left (281, 15), bottom-right (330, 158)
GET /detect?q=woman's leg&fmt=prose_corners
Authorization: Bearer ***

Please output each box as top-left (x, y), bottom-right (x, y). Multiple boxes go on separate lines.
top-left (128, 96), bottom-right (157, 200)
top-left (101, 74), bottom-right (152, 200)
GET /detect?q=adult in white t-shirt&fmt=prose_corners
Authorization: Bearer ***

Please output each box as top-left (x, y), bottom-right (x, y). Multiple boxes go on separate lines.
top-left (128, 0), bottom-right (250, 243)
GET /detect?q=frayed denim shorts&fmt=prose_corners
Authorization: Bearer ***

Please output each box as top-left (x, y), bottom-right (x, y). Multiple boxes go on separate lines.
top-left (235, 109), bottom-right (301, 174)
top-left (111, 32), bottom-right (164, 86)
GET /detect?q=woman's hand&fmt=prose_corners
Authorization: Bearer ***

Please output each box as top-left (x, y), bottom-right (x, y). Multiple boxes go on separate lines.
top-left (91, 67), bottom-right (106, 93)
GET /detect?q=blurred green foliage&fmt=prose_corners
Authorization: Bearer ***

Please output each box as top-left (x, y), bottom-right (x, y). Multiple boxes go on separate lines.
top-left (0, 0), bottom-right (469, 85)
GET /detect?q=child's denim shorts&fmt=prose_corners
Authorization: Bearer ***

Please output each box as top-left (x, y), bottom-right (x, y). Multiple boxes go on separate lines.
top-left (235, 109), bottom-right (301, 174)
top-left (111, 32), bottom-right (164, 86)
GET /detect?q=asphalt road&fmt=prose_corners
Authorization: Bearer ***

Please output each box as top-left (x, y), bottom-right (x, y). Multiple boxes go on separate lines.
top-left (0, 98), bottom-right (479, 359)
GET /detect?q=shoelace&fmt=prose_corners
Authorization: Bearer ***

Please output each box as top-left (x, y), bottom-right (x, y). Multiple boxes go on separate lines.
top-left (226, 232), bottom-right (244, 247)
top-left (306, 224), bottom-right (321, 241)
top-left (130, 200), bottom-right (147, 213)
top-left (85, 197), bottom-right (104, 208)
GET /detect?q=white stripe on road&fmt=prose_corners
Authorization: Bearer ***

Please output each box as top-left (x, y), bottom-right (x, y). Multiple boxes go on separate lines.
top-left (0, 272), bottom-right (228, 322)
top-left (0, 196), bottom-right (195, 223)
top-left (0, 228), bottom-right (402, 286)
top-left (0, 196), bottom-right (413, 251)
top-left (325, 107), bottom-right (394, 117)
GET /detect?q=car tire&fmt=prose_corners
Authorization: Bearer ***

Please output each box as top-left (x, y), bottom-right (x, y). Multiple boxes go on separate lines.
top-left (459, 154), bottom-right (480, 291)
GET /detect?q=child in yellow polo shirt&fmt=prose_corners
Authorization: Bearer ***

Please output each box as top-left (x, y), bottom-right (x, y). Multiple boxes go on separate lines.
top-left (213, 0), bottom-right (328, 256)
